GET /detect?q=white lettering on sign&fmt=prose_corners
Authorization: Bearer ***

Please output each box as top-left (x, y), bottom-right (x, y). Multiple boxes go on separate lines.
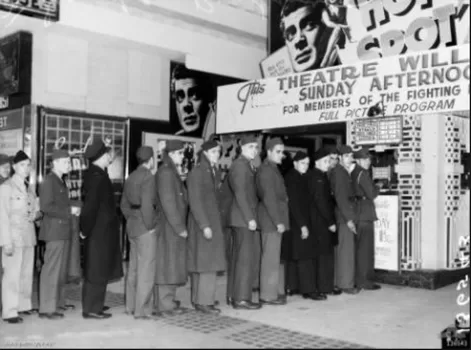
top-left (0, 116), bottom-right (7, 128)
top-left (0, 96), bottom-right (8, 109)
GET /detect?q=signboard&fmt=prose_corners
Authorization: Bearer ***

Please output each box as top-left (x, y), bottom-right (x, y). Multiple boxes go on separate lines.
top-left (260, 46), bottom-right (293, 78)
top-left (0, 96), bottom-right (9, 109)
top-left (374, 195), bottom-right (400, 271)
top-left (216, 44), bottom-right (470, 134)
top-left (0, 0), bottom-right (60, 22)
top-left (354, 116), bottom-right (402, 145)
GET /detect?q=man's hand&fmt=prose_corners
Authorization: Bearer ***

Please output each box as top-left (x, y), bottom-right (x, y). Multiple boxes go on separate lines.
top-left (79, 233), bottom-right (86, 240)
top-left (347, 220), bottom-right (357, 234)
top-left (277, 224), bottom-right (286, 234)
top-left (179, 230), bottom-right (188, 239)
top-left (248, 220), bottom-right (257, 231)
top-left (3, 244), bottom-right (14, 256)
top-left (301, 226), bottom-right (309, 240)
top-left (328, 225), bottom-right (336, 233)
top-left (203, 227), bottom-right (213, 240)
top-left (71, 206), bottom-right (81, 216)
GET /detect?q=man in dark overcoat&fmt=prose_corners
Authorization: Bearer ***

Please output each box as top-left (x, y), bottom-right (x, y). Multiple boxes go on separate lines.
top-left (80, 138), bottom-right (124, 319)
top-left (187, 140), bottom-right (226, 314)
top-left (0, 153), bottom-right (12, 314)
top-left (38, 149), bottom-right (77, 320)
top-left (256, 137), bottom-right (289, 305)
top-left (330, 145), bottom-right (360, 294)
top-left (309, 148), bottom-right (343, 298)
top-left (227, 135), bottom-right (261, 310)
top-left (351, 148), bottom-right (381, 291)
top-left (121, 146), bottom-right (159, 320)
top-left (153, 140), bottom-right (188, 316)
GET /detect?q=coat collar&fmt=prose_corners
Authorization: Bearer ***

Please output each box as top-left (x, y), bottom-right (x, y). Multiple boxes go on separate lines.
top-left (11, 174), bottom-right (28, 193)
top-left (161, 153), bottom-right (182, 181)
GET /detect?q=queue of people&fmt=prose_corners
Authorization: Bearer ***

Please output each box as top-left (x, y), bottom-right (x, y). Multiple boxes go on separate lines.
top-left (0, 135), bottom-right (381, 324)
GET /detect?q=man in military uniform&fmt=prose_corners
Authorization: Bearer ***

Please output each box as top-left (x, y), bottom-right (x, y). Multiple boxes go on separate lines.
top-left (228, 135), bottom-right (261, 310)
top-left (351, 148), bottom-right (381, 291)
top-left (153, 140), bottom-right (188, 316)
top-left (0, 153), bottom-right (12, 313)
top-left (256, 137), bottom-right (289, 305)
top-left (39, 149), bottom-right (76, 320)
top-left (330, 145), bottom-right (360, 294)
top-left (121, 146), bottom-right (159, 320)
top-left (0, 151), bottom-right (39, 324)
top-left (187, 140), bottom-right (226, 314)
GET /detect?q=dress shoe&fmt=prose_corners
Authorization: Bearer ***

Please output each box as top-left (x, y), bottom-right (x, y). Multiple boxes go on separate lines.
top-left (59, 304), bottom-right (76, 311)
top-left (327, 288), bottom-right (343, 296)
top-left (260, 297), bottom-right (287, 306)
top-left (195, 304), bottom-right (221, 315)
top-left (19, 309), bottom-right (38, 316)
top-left (102, 306), bottom-right (110, 312)
top-left (363, 283), bottom-right (381, 291)
top-left (151, 311), bottom-right (163, 317)
top-left (232, 300), bottom-right (262, 310)
top-left (82, 312), bottom-right (112, 319)
top-left (38, 312), bottom-right (64, 320)
top-left (343, 287), bottom-right (360, 295)
top-left (134, 315), bottom-right (153, 320)
top-left (3, 317), bottom-right (23, 324)
top-left (302, 293), bottom-right (327, 301)
top-left (286, 289), bottom-right (299, 296)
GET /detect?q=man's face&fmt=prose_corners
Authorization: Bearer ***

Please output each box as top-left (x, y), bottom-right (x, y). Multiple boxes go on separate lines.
top-left (169, 149), bottom-right (185, 166)
top-left (358, 157), bottom-right (372, 170)
top-left (13, 159), bottom-right (31, 179)
top-left (294, 157), bottom-right (310, 174)
top-left (282, 6), bottom-right (321, 72)
top-left (174, 78), bottom-right (208, 133)
top-left (204, 147), bottom-right (221, 166)
top-left (241, 143), bottom-right (259, 161)
top-left (268, 144), bottom-right (285, 165)
top-left (54, 157), bottom-right (71, 175)
top-left (340, 153), bottom-right (354, 168)
top-left (316, 156), bottom-right (331, 173)
top-left (0, 163), bottom-right (11, 179)
top-left (329, 154), bottom-right (339, 170)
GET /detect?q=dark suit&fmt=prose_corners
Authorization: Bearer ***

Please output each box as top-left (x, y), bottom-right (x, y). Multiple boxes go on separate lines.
top-left (228, 156), bottom-right (258, 302)
top-left (121, 166), bottom-right (159, 317)
top-left (39, 172), bottom-right (72, 313)
top-left (351, 165), bottom-right (378, 289)
top-left (153, 154), bottom-right (188, 312)
top-left (187, 155), bottom-right (226, 306)
top-left (256, 160), bottom-right (289, 301)
top-left (330, 163), bottom-right (357, 289)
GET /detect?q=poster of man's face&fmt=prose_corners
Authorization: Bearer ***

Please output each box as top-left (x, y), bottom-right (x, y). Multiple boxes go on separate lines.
top-left (169, 62), bottom-right (243, 139)
top-left (270, 0), bottom-right (351, 73)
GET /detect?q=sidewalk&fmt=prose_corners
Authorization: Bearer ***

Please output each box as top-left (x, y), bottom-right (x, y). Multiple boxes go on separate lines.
top-left (0, 276), bottom-right (463, 349)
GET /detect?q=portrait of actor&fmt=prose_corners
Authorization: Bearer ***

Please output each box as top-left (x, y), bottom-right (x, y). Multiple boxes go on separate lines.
top-left (279, 0), bottom-right (339, 72)
top-left (170, 64), bottom-right (214, 138)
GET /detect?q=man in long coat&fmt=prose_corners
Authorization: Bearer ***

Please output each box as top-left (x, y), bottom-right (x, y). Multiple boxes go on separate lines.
top-left (38, 149), bottom-right (76, 320)
top-left (351, 148), bottom-right (381, 291)
top-left (330, 145), bottom-right (360, 294)
top-left (0, 151), bottom-right (39, 324)
top-left (227, 135), bottom-right (261, 310)
top-left (309, 148), bottom-right (343, 298)
top-left (187, 140), bottom-right (226, 314)
top-left (121, 146), bottom-right (159, 320)
top-left (256, 137), bottom-right (289, 305)
top-left (0, 153), bottom-right (12, 314)
top-left (80, 138), bottom-right (124, 319)
top-left (153, 140), bottom-right (188, 316)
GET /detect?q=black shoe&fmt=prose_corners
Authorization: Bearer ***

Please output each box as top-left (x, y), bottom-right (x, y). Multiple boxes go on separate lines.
top-left (363, 283), bottom-right (381, 291)
top-left (260, 297), bottom-right (287, 306)
top-left (19, 309), bottom-right (38, 316)
top-left (3, 316), bottom-right (23, 324)
top-left (82, 312), bottom-right (112, 319)
top-left (163, 308), bottom-right (185, 316)
top-left (102, 306), bottom-right (110, 312)
top-left (195, 304), bottom-right (221, 315)
top-left (232, 300), bottom-right (262, 310)
top-left (59, 304), bottom-right (76, 311)
top-left (326, 288), bottom-right (343, 296)
top-left (343, 287), bottom-right (361, 295)
top-left (38, 312), bottom-right (64, 320)
top-left (286, 289), bottom-right (300, 296)
top-left (302, 293), bottom-right (327, 301)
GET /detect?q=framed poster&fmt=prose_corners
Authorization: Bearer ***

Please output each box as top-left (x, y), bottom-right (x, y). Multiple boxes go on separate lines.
top-left (374, 195), bottom-right (400, 271)
top-left (260, 46), bottom-right (293, 78)
top-left (142, 132), bottom-right (203, 181)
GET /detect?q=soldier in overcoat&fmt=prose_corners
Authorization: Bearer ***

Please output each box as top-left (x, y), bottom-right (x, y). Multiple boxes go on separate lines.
top-left (0, 151), bottom-right (39, 324)
top-left (38, 149), bottom-right (77, 320)
top-left (227, 135), bottom-right (261, 310)
top-left (187, 140), bottom-right (226, 314)
top-left (351, 148), bottom-right (381, 291)
top-left (153, 140), bottom-right (188, 316)
top-left (80, 138), bottom-right (124, 319)
top-left (256, 138), bottom-right (289, 305)
top-left (121, 146), bottom-right (159, 320)
top-left (309, 148), bottom-right (343, 298)
top-left (0, 153), bottom-right (12, 313)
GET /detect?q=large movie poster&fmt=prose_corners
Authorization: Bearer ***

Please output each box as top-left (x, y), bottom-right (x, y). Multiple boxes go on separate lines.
top-left (169, 62), bottom-right (242, 139)
top-left (269, 0), bottom-right (470, 72)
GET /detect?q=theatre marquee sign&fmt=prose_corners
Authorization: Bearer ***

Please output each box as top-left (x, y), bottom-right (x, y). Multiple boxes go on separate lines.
top-left (0, 0), bottom-right (60, 22)
top-left (216, 44), bottom-right (469, 134)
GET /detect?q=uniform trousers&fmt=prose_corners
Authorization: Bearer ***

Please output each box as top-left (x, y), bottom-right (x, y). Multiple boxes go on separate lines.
top-left (260, 231), bottom-right (285, 301)
top-left (39, 240), bottom-right (70, 313)
top-left (191, 272), bottom-right (217, 306)
top-left (224, 228), bottom-right (234, 299)
top-left (335, 223), bottom-right (356, 289)
top-left (230, 227), bottom-right (258, 302)
top-left (0, 248), bottom-right (3, 312)
top-left (153, 285), bottom-right (179, 312)
top-left (125, 230), bottom-right (157, 317)
top-left (2, 246), bottom-right (34, 319)
top-left (68, 217), bottom-right (82, 283)
top-left (355, 221), bottom-right (375, 288)
top-left (82, 279), bottom-right (107, 314)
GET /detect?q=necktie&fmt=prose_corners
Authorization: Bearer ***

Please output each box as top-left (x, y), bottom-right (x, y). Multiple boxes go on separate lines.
top-left (24, 180), bottom-right (29, 190)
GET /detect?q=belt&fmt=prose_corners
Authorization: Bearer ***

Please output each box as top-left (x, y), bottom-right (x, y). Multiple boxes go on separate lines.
top-left (355, 196), bottom-right (367, 201)
top-left (130, 205), bottom-right (141, 209)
